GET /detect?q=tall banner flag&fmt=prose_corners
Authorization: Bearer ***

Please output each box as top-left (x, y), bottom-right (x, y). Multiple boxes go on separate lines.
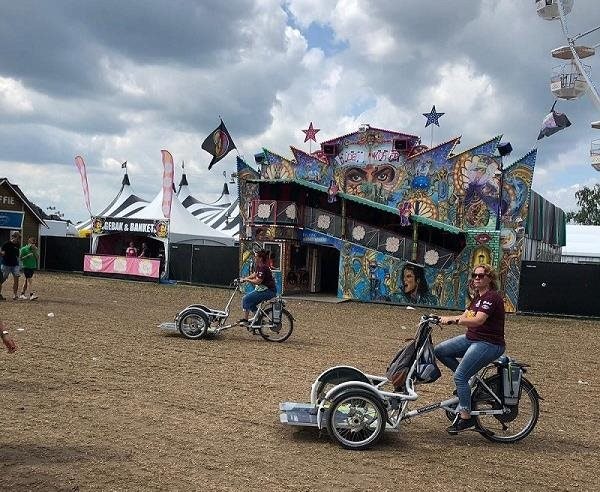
top-left (201, 119), bottom-right (236, 170)
top-left (161, 150), bottom-right (174, 218)
top-left (74, 156), bottom-right (92, 215)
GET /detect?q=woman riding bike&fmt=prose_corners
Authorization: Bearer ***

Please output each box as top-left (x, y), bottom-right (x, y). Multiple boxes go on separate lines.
top-left (435, 264), bottom-right (505, 434)
top-left (239, 250), bottom-right (277, 326)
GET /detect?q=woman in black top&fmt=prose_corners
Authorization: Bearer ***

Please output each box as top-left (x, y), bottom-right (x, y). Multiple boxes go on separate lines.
top-left (239, 250), bottom-right (276, 325)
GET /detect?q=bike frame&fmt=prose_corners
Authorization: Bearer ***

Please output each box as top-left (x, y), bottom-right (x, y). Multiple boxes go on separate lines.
top-left (181, 281), bottom-right (282, 334)
top-left (313, 316), bottom-right (507, 431)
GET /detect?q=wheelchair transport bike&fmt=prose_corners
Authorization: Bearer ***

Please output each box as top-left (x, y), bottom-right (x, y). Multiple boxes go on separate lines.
top-left (159, 278), bottom-right (294, 342)
top-left (280, 314), bottom-right (540, 450)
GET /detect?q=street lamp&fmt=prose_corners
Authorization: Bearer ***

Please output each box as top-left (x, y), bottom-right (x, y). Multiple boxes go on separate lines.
top-left (495, 142), bottom-right (513, 231)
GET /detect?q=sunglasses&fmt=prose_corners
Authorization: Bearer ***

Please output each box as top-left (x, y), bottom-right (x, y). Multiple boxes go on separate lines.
top-left (471, 273), bottom-right (488, 279)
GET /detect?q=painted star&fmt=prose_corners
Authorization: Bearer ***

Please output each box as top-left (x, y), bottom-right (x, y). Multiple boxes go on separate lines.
top-left (302, 122), bottom-right (320, 143)
top-left (423, 106), bottom-right (445, 127)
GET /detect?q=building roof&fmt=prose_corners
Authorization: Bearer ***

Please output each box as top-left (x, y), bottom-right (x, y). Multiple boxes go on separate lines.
top-left (0, 178), bottom-right (47, 227)
top-left (320, 126), bottom-right (420, 145)
top-left (410, 214), bottom-right (462, 234)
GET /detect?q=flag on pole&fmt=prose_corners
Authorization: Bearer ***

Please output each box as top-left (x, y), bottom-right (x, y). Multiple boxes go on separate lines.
top-left (161, 150), bottom-right (174, 218)
top-left (201, 119), bottom-right (236, 170)
top-left (537, 102), bottom-right (571, 140)
top-left (121, 161), bottom-right (127, 169)
top-left (74, 156), bottom-right (92, 215)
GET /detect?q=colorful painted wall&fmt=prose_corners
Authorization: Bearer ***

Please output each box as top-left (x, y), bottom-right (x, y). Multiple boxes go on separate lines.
top-left (238, 127), bottom-right (537, 311)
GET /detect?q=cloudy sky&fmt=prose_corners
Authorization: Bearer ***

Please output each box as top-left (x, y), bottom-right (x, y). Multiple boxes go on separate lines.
top-left (1, 0), bottom-right (599, 223)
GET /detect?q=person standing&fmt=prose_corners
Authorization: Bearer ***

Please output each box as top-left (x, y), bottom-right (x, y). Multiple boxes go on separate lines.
top-left (138, 242), bottom-right (150, 258)
top-left (0, 231), bottom-right (22, 301)
top-left (0, 319), bottom-right (17, 353)
top-left (434, 264), bottom-right (506, 434)
top-left (125, 241), bottom-right (138, 257)
top-left (19, 237), bottom-right (39, 300)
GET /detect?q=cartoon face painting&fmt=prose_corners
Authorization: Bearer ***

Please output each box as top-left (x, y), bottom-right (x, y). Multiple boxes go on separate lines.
top-left (155, 221), bottom-right (168, 238)
top-left (92, 218), bottom-right (104, 234)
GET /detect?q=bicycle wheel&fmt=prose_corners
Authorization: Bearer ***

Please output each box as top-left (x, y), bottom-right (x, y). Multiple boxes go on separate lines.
top-left (472, 375), bottom-right (539, 443)
top-left (325, 389), bottom-right (387, 450)
top-left (258, 307), bottom-right (293, 342)
top-left (177, 308), bottom-right (210, 340)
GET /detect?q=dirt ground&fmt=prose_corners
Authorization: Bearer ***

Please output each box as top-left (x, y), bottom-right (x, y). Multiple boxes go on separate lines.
top-left (1, 272), bottom-right (599, 491)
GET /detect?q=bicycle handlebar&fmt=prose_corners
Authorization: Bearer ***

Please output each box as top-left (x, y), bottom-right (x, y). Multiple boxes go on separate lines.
top-left (421, 314), bottom-right (442, 325)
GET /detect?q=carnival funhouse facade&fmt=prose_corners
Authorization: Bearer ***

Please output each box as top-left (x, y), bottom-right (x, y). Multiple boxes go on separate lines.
top-left (236, 125), bottom-right (551, 313)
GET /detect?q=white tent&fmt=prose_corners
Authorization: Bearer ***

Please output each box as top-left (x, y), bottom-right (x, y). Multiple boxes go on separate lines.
top-left (562, 224), bottom-right (600, 262)
top-left (77, 172), bottom-right (148, 232)
top-left (129, 187), bottom-right (235, 246)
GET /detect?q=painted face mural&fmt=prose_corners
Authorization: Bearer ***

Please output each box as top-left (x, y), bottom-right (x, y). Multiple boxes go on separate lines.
top-left (343, 164), bottom-right (399, 197)
top-left (400, 264), bottom-right (439, 305)
top-left (403, 268), bottom-right (418, 296)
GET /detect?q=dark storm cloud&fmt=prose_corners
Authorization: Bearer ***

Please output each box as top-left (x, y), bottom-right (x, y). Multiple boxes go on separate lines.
top-left (0, 0), bottom-right (253, 98)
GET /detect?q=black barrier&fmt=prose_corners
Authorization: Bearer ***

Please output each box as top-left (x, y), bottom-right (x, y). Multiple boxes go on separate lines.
top-left (518, 261), bottom-right (600, 317)
top-left (40, 236), bottom-right (90, 271)
top-left (168, 243), bottom-right (192, 283)
top-left (168, 244), bottom-right (239, 286)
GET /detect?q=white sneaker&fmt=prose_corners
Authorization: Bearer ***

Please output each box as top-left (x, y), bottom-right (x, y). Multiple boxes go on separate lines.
top-left (12, 294), bottom-right (18, 301)
top-left (18, 294), bottom-right (27, 300)
top-left (29, 293), bottom-right (38, 301)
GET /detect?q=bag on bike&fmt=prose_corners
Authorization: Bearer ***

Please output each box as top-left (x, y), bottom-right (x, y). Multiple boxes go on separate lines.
top-left (272, 298), bottom-right (283, 324)
top-left (501, 361), bottom-right (523, 406)
top-left (386, 341), bottom-right (417, 391)
top-left (415, 336), bottom-right (441, 384)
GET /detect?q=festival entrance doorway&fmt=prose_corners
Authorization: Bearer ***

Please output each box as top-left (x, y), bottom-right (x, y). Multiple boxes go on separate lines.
top-left (307, 244), bottom-right (340, 294)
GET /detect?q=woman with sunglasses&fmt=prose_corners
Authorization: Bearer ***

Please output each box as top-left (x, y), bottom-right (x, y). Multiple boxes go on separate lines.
top-left (434, 264), bottom-right (505, 434)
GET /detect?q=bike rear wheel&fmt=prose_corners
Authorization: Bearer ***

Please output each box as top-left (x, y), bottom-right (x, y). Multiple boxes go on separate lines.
top-left (258, 307), bottom-right (293, 342)
top-left (473, 375), bottom-right (539, 443)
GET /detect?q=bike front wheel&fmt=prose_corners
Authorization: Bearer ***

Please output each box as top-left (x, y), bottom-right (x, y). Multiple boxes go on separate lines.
top-left (472, 375), bottom-right (539, 443)
top-left (177, 308), bottom-right (210, 340)
top-left (258, 307), bottom-right (293, 342)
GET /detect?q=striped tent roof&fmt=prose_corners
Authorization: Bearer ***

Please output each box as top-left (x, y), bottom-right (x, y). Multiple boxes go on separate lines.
top-left (77, 172), bottom-right (148, 231)
top-left (177, 173), bottom-right (241, 238)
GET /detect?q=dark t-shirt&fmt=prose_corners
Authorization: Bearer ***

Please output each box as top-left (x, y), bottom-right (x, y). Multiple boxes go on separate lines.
top-left (256, 264), bottom-right (276, 291)
top-left (1, 241), bottom-right (20, 267)
top-left (465, 290), bottom-right (505, 346)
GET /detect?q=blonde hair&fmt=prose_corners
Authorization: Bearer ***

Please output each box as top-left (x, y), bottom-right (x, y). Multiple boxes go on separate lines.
top-left (472, 264), bottom-right (499, 291)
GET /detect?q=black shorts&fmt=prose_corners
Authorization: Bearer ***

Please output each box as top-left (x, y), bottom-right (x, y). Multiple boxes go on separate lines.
top-left (23, 268), bottom-right (35, 279)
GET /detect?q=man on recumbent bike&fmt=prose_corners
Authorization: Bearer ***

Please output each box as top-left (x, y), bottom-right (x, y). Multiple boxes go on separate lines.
top-left (435, 264), bottom-right (505, 434)
top-left (239, 250), bottom-right (277, 327)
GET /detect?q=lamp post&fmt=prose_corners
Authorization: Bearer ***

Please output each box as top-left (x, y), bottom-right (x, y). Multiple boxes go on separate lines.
top-left (495, 142), bottom-right (512, 231)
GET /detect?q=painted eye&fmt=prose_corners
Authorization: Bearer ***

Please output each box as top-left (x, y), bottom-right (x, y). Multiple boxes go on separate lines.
top-left (375, 167), bottom-right (395, 182)
top-left (346, 171), bottom-right (364, 183)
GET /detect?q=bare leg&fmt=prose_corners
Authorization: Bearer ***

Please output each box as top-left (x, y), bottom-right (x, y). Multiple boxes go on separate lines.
top-left (21, 277), bottom-right (29, 295)
top-left (12, 275), bottom-right (19, 297)
top-left (27, 277), bottom-right (34, 295)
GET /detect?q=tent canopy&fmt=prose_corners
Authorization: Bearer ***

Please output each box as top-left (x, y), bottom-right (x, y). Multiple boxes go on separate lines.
top-left (129, 188), bottom-right (235, 246)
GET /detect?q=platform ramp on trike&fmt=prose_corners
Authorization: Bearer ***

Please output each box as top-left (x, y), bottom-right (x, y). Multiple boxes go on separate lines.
top-left (279, 402), bottom-right (319, 427)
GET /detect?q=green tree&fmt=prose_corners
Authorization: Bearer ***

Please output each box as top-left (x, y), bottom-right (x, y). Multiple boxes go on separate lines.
top-left (566, 184), bottom-right (600, 225)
